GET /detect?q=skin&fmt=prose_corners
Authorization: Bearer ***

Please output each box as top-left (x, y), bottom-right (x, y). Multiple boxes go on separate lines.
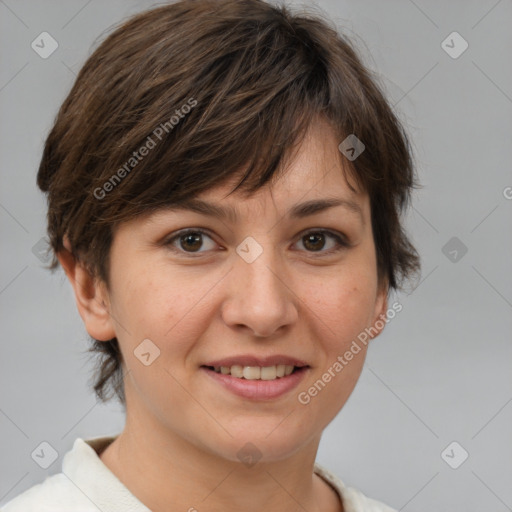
top-left (58, 117), bottom-right (388, 512)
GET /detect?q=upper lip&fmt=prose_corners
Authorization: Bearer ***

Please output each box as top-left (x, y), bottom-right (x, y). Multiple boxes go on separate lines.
top-left (202, 355), bottom-right (310, 368)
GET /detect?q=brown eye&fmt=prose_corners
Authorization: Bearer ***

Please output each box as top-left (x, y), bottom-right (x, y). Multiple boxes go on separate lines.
top-left (179, 232), bottom-right (203, 252)
top-left (303, 232), bottom-right (326, 251)
top-left (165, 229), bottom-right (217, 254)
top-left (296, 230), bottom-right (348, 255)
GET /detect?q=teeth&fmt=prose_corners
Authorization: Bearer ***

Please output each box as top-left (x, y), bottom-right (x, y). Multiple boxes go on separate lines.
top-left (243, 366), bottom-right (261, 379)
top-left (231, 365), bottom-right (243, 378)
top-left (211, 364), bottom-right (297, 380)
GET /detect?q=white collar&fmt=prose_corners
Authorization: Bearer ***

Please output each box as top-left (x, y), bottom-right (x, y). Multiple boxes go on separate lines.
top-left (59, 435), bottom-right (385, 512)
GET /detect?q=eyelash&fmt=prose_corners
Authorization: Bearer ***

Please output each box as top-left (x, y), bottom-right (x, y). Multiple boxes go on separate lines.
top-left (163, 228), bottom-right (349, 257)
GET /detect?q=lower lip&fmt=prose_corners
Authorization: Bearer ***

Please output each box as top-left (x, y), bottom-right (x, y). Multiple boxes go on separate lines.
top-left (200, 366), bottom-right (309, 400)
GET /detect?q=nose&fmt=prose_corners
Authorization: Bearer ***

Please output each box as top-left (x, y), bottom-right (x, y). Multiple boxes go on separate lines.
top-left (221, 243), bottom-right (299, 338)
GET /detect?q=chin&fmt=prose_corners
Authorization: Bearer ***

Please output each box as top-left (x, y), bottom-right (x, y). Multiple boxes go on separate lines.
top-left (205, 425), bottom-right (312, 465)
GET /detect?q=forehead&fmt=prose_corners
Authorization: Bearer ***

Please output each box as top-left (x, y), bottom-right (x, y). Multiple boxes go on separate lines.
top-left (132, 117), bottom-right (369, 230)
top-left (192, 118), bottom-right (367, 217)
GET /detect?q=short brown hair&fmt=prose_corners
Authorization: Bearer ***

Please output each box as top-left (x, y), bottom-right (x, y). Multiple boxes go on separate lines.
top-left (37, 0), bottom-right (421, 406)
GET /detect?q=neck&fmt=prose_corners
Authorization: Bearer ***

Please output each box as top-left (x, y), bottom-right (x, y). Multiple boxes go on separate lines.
top-left (99, 412), bottom-right (343, 512)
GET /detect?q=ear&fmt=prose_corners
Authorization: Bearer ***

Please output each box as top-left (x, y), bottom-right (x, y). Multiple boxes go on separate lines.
top-left (57, 237), bottom-right (116, 341)
top-left (368, 279), bottom-right (389, 340)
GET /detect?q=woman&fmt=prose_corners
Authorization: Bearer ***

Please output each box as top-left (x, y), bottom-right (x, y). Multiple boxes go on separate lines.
top-left (3, 1), bottom-right (420, 510)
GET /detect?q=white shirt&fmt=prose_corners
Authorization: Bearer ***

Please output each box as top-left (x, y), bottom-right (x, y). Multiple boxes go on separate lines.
top-left (2, 435), bottom-right (397, 512)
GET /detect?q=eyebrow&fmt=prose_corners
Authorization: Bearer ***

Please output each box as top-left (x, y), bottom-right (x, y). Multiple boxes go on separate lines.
top-left (167, 197), bottom-right (364, 224)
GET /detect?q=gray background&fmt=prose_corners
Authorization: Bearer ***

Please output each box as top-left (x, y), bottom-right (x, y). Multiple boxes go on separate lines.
top-left (1, 0), bottom-right (511, 510)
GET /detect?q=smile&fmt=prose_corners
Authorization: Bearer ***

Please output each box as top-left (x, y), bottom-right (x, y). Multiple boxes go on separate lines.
top-left (206, 364), bottom-right (297, 380)
top-left (200, 365), bottom-right (309, 400)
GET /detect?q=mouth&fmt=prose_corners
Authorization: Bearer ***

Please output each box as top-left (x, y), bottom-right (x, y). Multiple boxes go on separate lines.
top-left (199, 364), bottom-right (310, 400)
top-left (200, 364), bottom-right (307, 381)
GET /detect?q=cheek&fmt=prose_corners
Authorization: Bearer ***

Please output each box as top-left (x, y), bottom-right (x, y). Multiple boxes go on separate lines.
top-left (108, 265), bottom-right (221, 415)
top-left (110, 262), bottom-right (222, 357)
top-left (301, 263), bottom-right (377, 349)
top-left (294, 272), bottom-right (375, 425)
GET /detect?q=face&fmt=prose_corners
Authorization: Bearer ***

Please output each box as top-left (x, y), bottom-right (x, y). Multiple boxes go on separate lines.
top-left (75, 118), bottom-right (388, 463)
